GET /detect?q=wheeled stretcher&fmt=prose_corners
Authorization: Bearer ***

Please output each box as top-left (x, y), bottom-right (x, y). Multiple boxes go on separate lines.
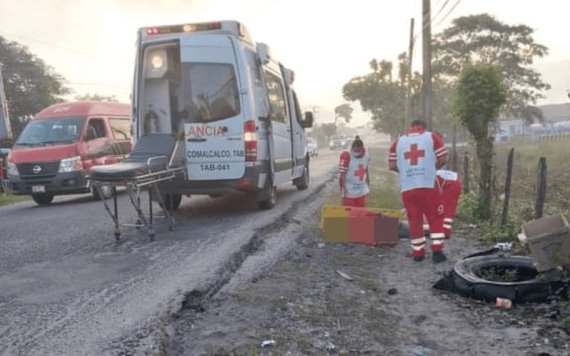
top-left (89, 134), bottom-right (186, 241)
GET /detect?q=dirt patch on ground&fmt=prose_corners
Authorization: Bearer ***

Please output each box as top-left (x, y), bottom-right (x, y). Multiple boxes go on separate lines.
top-left (170, 201), bottom-right (570, 355)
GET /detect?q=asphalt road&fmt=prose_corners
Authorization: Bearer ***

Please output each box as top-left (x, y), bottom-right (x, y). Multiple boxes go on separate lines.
top-left (0, 151), bottom-right (338, 356)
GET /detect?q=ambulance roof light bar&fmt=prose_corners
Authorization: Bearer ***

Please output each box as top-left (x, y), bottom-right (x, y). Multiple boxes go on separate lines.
top-left (143, 20), bottom-right (253, 43)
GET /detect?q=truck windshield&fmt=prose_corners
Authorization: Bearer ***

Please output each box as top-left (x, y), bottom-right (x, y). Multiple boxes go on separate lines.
top-left (179, 63), bottom-right (240, 123)
top-left (16, 117), bottom-right (84, 146)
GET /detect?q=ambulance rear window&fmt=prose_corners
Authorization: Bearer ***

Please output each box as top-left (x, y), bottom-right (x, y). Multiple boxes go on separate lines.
top-left (179, 63), bottom-right (240, 123)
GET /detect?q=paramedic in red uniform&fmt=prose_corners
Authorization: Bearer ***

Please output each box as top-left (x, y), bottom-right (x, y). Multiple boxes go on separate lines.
top-left (339, 136), bottom-right (370, 208)
top-left (389, 120), bottom-right (448, 263)
top-left (436, 170), bottom-right (463, 239)
top-left (422, 169), bottom-right (463, 238)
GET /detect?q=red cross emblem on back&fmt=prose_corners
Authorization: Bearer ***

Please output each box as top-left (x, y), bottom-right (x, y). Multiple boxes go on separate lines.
top-left (404, 144), bottom-right (425, 166)
top-left (354, 164), bottom-right (366, 181)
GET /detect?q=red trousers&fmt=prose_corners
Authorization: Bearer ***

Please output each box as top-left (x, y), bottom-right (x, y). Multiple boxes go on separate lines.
top-left (342, 195), bottom-right (367, 208)
top-left (402, 187), bottom-right (445, 253)
top-left (440, 178), bottom-right (463, 238)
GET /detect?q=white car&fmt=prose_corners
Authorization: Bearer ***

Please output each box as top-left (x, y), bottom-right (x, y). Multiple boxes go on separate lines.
top-left (306, 137), bottom-right (318, 156)
top-left (328, 135), bottom-right (351, 150)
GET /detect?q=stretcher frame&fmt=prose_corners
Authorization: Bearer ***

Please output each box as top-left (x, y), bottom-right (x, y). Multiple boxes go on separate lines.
top-left (90, 146), bottom-right (186, 241)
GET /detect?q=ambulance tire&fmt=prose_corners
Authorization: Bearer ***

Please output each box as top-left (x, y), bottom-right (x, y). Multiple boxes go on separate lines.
top-left (449, 255), bottom-right (556, 303)
top-left (161, 194), bottom-right (182, 211)
top-left (92, 185), bottom-right (112, 200)
top-left (32, 193), bottom-right (54, 206)
top-left (294, 163), bottom-right (309, 191)
top-left (258, 179), bottom-right (277, 210)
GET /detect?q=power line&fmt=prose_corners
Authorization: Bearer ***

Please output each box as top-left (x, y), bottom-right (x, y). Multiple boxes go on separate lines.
top-left (432, 0), bottom-right (464, 30)
top-left (430, 0), bottom-right (452, 26)
top-left (0, 31), bottom-right (95, 57)
top-left (413, 0), bottom-right (464, 41)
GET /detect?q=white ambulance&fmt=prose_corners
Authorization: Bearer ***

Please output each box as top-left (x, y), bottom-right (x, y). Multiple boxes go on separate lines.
top-left (132, 20), bottom-right (314, 210)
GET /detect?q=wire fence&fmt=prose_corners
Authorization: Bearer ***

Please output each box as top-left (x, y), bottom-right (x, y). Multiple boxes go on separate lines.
top-left (452, 138), bottom-right (570, 227)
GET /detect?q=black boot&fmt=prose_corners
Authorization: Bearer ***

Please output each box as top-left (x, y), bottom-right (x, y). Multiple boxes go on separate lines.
top-left (432, 251), bottom-right (447, 263)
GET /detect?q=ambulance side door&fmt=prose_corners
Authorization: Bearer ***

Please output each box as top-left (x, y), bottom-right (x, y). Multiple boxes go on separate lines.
top-left (262, 68), bottom-right (292, 185)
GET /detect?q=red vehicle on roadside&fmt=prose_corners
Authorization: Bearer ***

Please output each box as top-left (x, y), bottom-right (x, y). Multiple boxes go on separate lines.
top-left (6, 101), bottom-right (132, 205)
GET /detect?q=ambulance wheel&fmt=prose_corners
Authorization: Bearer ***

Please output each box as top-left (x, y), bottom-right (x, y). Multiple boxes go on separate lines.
top-left (32, 193), bottom-right (54, 206)
top-left (449, 255), bottom-right (556, 303)
top-left (258, 180), bottom-right (277, 210)
top-left (161, 194), bottom-right (182, 211)
top-left (92, 185), bottom-right (112, 200)
top-left (294, 162), bottom-right (310, 191)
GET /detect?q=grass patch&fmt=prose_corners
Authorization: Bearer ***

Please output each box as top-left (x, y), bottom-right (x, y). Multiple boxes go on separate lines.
top-left (0, 192), bottom-right (28, 206)
top-left (479, 139), bottom-right (570, 220)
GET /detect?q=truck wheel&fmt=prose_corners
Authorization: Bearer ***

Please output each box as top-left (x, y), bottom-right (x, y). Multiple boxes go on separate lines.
top-left (444, 255), bottom-right (558, 303)
top-left (92, 185), bottom-right (112, 200)
top-left (257, 179), bottom-right (277, 210)
top-left (161, 194), bottom-right (182, 211)
top-left (294, 162), bottom-right (309, 191)
top-left (32, 193), bottom-right (54, 206)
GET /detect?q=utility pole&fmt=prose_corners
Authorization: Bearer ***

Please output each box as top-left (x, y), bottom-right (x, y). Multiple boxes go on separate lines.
top-left (404, 17), bottom-right (415, 132)
top-left (311, 105), bottom-right (320, 126)
top-left (422, 0), bottom-right (433, 130)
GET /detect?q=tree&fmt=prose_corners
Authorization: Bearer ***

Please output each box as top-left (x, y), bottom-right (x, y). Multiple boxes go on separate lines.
top-left (0, 36), bottom-right (70, 136)
top-left (320, 123), bottom-right (337, 139)
top-left (75, 93), bottom-right (118, 102)
top-left (433, 14), bottom-right (550, 123)
top-left (453, 63), bottom-right (507, 219)
top-left (342, 53), bottom-right (422, 139)
top-left (310, 122), bottom-right (338, 148)
top-left (334, 103), bottom-right (353, 125)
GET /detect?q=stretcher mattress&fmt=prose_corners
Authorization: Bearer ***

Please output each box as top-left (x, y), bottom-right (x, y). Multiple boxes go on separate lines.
top-left (90, 134), bottom-right (177, 181)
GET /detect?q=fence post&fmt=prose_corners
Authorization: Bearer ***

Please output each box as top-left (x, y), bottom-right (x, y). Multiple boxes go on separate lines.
top-left (451, 123), bottom-right (458, 172)
top-left (462, 151), bottom-right (469, 193)
top-left (534, 157), bottom-right (547, 219)
top-left (501, 147), bottom-right (514, 227)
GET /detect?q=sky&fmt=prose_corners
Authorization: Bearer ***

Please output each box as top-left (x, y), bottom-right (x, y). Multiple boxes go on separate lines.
top-left (1, 0), bottom-right (570, 126)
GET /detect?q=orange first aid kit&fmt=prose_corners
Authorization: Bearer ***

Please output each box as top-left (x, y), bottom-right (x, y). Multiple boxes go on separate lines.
top-left (320, 205), bottom-right (402, 246)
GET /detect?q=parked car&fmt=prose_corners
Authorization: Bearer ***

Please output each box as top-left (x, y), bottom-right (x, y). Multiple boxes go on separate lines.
top-left (328, 135), bottom-right (351, 150)
top-left (306, 137), bottom-right (318, 156)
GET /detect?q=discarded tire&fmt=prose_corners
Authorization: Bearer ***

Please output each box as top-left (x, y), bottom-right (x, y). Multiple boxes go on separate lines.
top-left (435, 255), bottom-right (563, 303)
